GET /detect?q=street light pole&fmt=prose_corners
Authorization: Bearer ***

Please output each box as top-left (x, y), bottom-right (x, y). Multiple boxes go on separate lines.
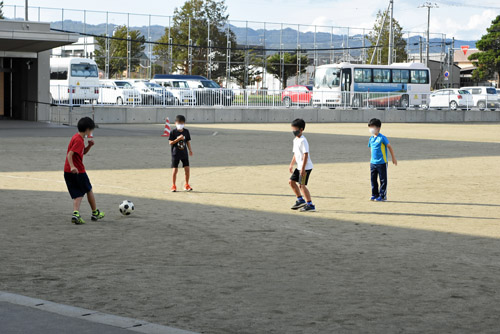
top-left (419, 2), bottom-right (438, 67)
top-left (388, 0), bottom-right (393, 65)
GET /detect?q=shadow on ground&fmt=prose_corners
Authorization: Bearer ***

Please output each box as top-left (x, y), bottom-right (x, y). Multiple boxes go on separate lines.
top-left (1, 189), bottom-right (500, 334)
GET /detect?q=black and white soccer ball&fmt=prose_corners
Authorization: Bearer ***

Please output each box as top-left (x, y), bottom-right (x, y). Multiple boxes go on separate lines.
top-left (119, 200), bottom-right (135, 215)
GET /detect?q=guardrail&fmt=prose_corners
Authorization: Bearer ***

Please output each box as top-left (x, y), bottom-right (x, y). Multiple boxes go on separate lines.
top-left (50, 85), bottom-right (500, 111)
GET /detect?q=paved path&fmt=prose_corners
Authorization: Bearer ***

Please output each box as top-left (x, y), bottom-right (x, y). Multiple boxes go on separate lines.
top-left (0, 292), bottom-right (197, 334)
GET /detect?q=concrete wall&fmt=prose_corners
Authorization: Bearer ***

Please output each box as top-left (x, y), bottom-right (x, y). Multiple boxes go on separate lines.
top-left (47, 106), bottom-right (500, 124)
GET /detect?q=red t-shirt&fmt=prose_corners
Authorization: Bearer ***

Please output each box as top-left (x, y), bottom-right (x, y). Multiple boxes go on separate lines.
top-left (64, 133), bottom-right (86, 173)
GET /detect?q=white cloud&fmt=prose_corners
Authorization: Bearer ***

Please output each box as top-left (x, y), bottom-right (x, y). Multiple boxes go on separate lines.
top-left (431, 9), bottom-right (497, 40)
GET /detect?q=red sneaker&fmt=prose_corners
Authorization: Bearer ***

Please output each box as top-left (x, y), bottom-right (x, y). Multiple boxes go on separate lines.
top-left (184, 184), bottom-right (193, 192)
top-left (171, 185), bottom-right (177, 192)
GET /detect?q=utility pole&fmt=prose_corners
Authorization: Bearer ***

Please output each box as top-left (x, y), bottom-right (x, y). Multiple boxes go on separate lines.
top-left (25, 0), bottom-right (28, 21)
top-left (419, 2), bottom-right (438, 67)
top-left (388, 0), bottom-right (394, 65)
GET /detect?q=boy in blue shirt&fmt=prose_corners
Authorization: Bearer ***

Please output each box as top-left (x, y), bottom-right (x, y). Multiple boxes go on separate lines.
top-left (368, 118), bottom-right (397, 202)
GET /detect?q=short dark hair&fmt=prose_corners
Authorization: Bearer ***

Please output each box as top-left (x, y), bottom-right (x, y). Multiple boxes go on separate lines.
top-left (175, 115), bottom-right (186, 123)
top-left (77, 117), bottom-right (95, 132)
top-left (368, 118), bottom-right (382, 128)
top-left (291, 118), bottom-right (306, 130)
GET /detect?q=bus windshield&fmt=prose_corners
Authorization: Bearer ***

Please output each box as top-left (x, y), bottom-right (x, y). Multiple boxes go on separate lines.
top-left (71, 64), bottom-right (98, 77)
top-left (314, 68), bottom-right (340, 89)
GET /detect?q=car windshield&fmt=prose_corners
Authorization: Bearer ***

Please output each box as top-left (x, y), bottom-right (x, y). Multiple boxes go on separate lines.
top-left (115, 81), bottom-right (132, 88)
top-left (486, 88), bottom-right (497, 95)
top-left (172, 81), bottom-right (189, 88)
top-left (201, 80), bottom-right (220, 88)
top-left (145, 82), bottom-right (162, 89)
top-left (314, 67), bottom-right (340, 89)
top-left (458, 90), bottom-right (469, 94)
top-left (71, 64), bottom-right (98, 77)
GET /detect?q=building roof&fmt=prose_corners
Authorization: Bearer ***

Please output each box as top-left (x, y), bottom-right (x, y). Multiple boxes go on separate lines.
top-left (454, 49), bottom-right (479, 63)
top-left (0, 20), bottom-right (78, 56)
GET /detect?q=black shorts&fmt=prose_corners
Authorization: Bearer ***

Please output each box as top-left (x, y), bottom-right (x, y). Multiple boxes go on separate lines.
top-left (290, 168), bottom-right (312, 185)
top-left (64, 172), bottom-right (92, 199)
top-left (171, 156), bottom-right (189, 168)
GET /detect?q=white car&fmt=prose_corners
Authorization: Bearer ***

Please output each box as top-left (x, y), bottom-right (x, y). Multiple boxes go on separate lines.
top-left (99, 80), bottom-right (142, 105)
top-left (130, 81), bottom-right (175, 105)
top-left (428, 89), bottom-right (473, 110)
top-left (152, 79), bottom-right (196, 105)
top-left (461, 86), bottom-right (499, 110)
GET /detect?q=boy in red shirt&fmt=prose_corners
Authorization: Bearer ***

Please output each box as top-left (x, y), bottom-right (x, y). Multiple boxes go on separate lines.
top-left (64, 117), bottom-right (105, 224)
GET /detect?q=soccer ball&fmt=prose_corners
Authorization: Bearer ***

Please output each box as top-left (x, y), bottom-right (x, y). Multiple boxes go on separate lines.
top-left (119, 200), bottom-right (135, 215)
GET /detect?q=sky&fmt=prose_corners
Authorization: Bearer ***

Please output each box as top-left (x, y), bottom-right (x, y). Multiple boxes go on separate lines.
top-left (3, 0), bottom-right (499, 40)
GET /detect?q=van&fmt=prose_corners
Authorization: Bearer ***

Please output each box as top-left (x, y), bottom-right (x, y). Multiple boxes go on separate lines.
top-left (461, 86), bottom-right (499, 110)
top-left (99, 80), bottom-right (142, 105)
top-left (50, 57), bottom-right (100, 104)
top-left (151, 78), bottom-right (196, 105)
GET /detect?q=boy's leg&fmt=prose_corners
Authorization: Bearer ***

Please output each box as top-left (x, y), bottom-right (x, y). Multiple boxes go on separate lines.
top-left (87, 190), bottom-right (97, 211)
top-left (289, 179), bottom-right (301, 197)
top-left (73, 197), bottom-right (83, 212)
top-left (299, 185), bottom-right (312, 203)
top-left (370, 163), bottom-right (380, 197)
top-left (172, 168), bottom-right (178, 185)
top-left (184, 166), bottom-right (190, 185)
top-left (378, 164), bottom-right (388, 199)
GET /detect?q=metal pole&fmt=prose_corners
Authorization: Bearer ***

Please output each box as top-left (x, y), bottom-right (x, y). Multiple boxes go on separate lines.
top-left (451, 37), bottom-right (455, 88)
top-left (426, 6), bottom-right (430, 66)
top-left (83, 10), bottom-right (87, 58)
top-left (388, 0), bottom-right (393, 64)
top-left (25, 0), bottom-right (28, 21)
top-left (419, 36), bottom-right (423, 63)
top-left (263, 22), bottom-right (266, 88)
top-left (245, 21), bottom-right (249, 88)
top-left (148, 15), bottom-right (151, 79)
top-left (207, 19), bottom-right (211, 79)
top-left (362, 28), bottom-right (366, 64)
top-left (127, 13), bottom-right (130, 78)
top-left (188, 17), bottom-right (192, 75)
top-left (105, 12), bottom-right (109, 78)
top-left (370, 2), bottom-right (390, 64)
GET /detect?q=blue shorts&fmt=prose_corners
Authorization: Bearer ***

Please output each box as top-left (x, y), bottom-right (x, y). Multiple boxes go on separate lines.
top-left (64, 172), bottom-right (92, 199)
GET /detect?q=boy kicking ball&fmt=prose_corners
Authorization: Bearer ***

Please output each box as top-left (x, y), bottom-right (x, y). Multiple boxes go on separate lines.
top-left (368, 118), bottom-right (397, 202)
top-left (289, 118), bottom-right (316, 212)
top-left (64, 117), bottom-right (105, 224)
top-left (169, 115), bottom-right (193, 192)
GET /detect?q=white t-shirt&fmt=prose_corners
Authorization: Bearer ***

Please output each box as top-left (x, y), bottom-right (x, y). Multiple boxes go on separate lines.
top-left (293, 135), bottom-right (314, 170)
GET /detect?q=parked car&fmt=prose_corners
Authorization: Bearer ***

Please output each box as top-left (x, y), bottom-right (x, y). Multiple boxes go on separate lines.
top-left (427, 89), bottom-right (473, 110)
top-left (281, 85), bottom-right (313, 107)
top-left (131, 81), bottom-right (175, 105)
top-left (461, 86), bottom-right (499, 110)
top-left (168, 75), bottom-right (233, 106)
top-left (151, 78), bottom-right (196, 105)
top-left (99, 80), bottom-right (142, 105)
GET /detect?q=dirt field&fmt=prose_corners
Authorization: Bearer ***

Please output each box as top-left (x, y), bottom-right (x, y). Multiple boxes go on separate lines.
top-left (1, 120), bottom-right (500, 334)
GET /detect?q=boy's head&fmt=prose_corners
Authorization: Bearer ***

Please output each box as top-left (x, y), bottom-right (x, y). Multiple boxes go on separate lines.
top-left (77, 117), bottom-right (95, 136)
top-left (175, 115), bottom-right (186, 130)
top-left (368, 118), bottom-right (381, 135)
top-left (291, 118), bottom-right (306, 137)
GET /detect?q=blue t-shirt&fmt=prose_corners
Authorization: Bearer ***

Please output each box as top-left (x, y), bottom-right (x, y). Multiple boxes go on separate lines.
top-left (368, 134), bottom-right (390, 164)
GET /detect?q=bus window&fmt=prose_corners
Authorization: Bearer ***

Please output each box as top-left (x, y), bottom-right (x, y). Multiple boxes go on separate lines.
top-left (354, 69), bottom-right (372, 83)
top-left (50, 68), bottom-right (68, 80)
top-left (401, 70), bottom-right (409, 83)
top-left (71, 64), bottom-right (99, 77)
top-left (314, 68), bottom-right (340, 88)
top-left (373, 69), bottom-right (390, 83)
top-left (411, 70), bottom-right (429, 84)
top-left (392, 70), bottom-right (401, 83)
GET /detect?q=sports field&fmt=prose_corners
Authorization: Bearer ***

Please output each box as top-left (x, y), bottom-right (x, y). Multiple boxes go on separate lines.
top-left (1, 121), bottom-right (500, 333)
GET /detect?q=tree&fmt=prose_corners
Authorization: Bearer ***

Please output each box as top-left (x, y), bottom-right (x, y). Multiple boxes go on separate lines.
top-left (230, 49), bottom-right (263, 88)
top-left (0, 1), bottom-right (5, 19)
top-left (266, 52), bottom-right (309, 89)
top-left (367, 10), bottom-right (407, 64)
top-left (468, 15), bottom-right (500, 87)
top-left (94, 25), bottom-right (146, 78)
top-left (154, 0), bottom-right (236, 78)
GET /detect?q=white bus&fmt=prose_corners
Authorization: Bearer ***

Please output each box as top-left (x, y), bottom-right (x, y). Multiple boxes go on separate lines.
top-left (50, 57), bottom-right (100, 104)
top-left (313, 62), bottom-right (431, 108)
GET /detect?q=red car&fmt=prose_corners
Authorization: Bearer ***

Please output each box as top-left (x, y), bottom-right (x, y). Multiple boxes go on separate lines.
top-left (282, 85), bottom-right (313, 107)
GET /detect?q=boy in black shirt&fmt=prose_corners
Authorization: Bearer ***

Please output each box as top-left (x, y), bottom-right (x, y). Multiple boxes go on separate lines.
top-left (169, 115), bottom-right (193, 192)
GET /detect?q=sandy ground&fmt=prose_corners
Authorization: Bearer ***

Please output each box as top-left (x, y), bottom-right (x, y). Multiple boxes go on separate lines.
top-left (1, 121), bottom-right (500, 333)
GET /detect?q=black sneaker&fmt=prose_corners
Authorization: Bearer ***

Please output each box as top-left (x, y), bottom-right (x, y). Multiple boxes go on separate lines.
top-left (291, 200), bottom-right (307, 210)
top-left (300, 204), bottom-right (316, 212)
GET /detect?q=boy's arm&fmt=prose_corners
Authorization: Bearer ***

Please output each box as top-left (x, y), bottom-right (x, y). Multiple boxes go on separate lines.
top-left (387, 144), bottom-right (397, 165)
top-left (187, 141), bottom-right (193, 156)
top-left (301, 153), bottom-right (309, 176)
top-left (67, 151), bottom-right (78, 173)
top-left (84, 140), bottom-right (94, 155)
top-left (169, 134), bottom-right (184, 146)
top-left (289, 155), bottom-right (296, 173)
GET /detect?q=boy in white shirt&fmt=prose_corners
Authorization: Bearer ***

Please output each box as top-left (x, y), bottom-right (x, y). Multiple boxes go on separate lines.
top-left (289, 118), bottom-right (315, 212)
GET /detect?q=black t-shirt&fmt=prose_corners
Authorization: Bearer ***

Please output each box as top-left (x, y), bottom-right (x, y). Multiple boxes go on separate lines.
top-left (169, 128), bottom-right (191, 157)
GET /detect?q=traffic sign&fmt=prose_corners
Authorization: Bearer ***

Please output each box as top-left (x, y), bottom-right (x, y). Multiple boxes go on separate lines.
top-left (444, 71), bottom-right (449, 81)
top-left (461, 45), bottom-right (469, 55)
